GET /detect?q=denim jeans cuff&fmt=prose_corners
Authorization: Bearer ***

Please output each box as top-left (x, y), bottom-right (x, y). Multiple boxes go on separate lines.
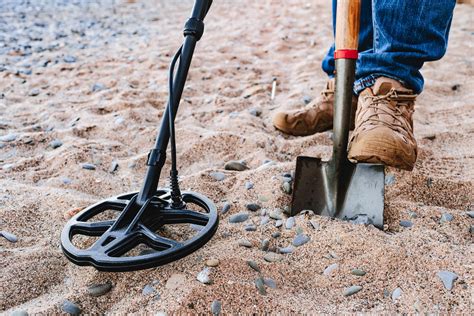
top-left (353, 73), bottom-right (405, 95)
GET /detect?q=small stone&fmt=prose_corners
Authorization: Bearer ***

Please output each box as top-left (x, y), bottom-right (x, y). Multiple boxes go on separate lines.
top-left (440, 213), bottom-right (454, 223)
top-left (0, 231), bottom-right (18, 243)
top-left (285, 217), bottom-right (295, 230)
top-left (142, 284), bottom-right (155, 295)
top-left (246, 203), bottom-right (261, 212)
top-left (351, 269), bottom-right (366, 276)
top-left (392, 287), bottom-right (402, 301)
top-left (383, 288), bottom-right (390, 298)
top-left (269, 209), bottom-right (283, 220)
top-left (281, 182), bottom-right (292, 195)
top-left (49, 139), bottom-right (63, 149)
top-left (470, 225), bottom-right (474, 234)
top-left (271, 232), bottom-right (281, 238)
top-left (63, 55), bottom-right (77, 63)
top-left (81, 163), bottom-right (96, 170)
top-left (245, 181), bottom-right (254, 190)
top-left (408, 210), bottom-right (418, 218)
top-left (10, 310), bottom-right (28, 316)
top-left (3, 164), bottom-right (14, 171)
top-left (244, 224), bottom-right (257, 231)
top-left (348, 214), bottom-right (373, 225)
top-left (264, 252), bottom-right (282, 262)
top-left (293, 234), bottom-right (310, 247)
top-left (275, 220), bottom-right (283, 228)
top-left (264, 278), bottom-right (277, 289)
top-left (238, 239), bottom-right (252, 248)
top-left (197, 267), bottom-right (212, 284)
top-left (278, 246), bottom-right (294, 254)
top-left (309, 220), bottom-right (320, 230)
top-left (247, 260), bottom-right (260, 272)
top-left (437, 270), bottom-right (458, 291)
top-left (451, 84), bottom-right (461, 91)
top-left (466, 211), bottom-right (474, 218)
top-left (260, 239), bottom-right (270, 251)
top-left (258, 195), bottom-right (269, 203)
top-left (109, 161), bottom-right (119, 173)
top-left (29, 89), bottom-right (40, 96)
top-left (385, 173), bottom-right (396, 185)
top-left (210, 171), bottom-right (226, 181)
top-left (229, 212), bottom-right (249, 223)
top-left (324, 263), bottom-right (338, 276)
top-left (115, 117), bottom-right (125, 125)
top-left (255, 277), bottom-right (266, 295)
top-left (221, 202), bottom-right (231, 214)
top-left (303, 95), bottom-right (312, 105)
top-left (248, 108), bottom-right (262, 117)
top-left (224, 160), bottom-right (248, 171)
top-left (87, 282), bottom-right (112, 297)
top-left (206, 259), bottom-right (219, 267)
top-left (343, 285), bottom-right (362, 297)
top-left (91, 82), bottom-right (106, 92)
top-left (399, 220), bottom-right (413, 228)
top-left (211, 300), bottom-right (222, 315)
top-left (260, 216), bottom-right (270, 226)
top-left (61, 300), bottom-right (81, 315)
top-left (0, 133), bottom-right (17, 142)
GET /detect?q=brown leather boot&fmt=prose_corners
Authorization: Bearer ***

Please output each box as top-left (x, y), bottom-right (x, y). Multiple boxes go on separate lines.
top-left (348, 77), bottom-right (418, 170)
top-left (273, 79), bottom-right (358, 136)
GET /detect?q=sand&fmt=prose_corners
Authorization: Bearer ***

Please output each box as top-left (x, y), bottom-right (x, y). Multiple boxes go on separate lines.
top-left (1, 0), bottom-right (473, 314)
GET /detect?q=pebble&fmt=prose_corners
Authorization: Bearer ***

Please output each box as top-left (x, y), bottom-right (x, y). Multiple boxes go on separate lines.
top-left (81, 163), bottom-right (96, 170)
top-left (264, 278), bottom-right (277, 289)
top-left (470, 225), bottom-right (474, 234)
top-left (246, 203), bottom-right (261, 212)
top-left (351, 269), bottom-right (366, 276)
top-left (349, 214), bottom-right (373, 225)
top-left (260, 216), bottom-right (270, 226)
top-left (91, 82), bottom-right (106, 92)
top-left (392, 287), bottom-right (402, 301)
top-left (210, 171), bottom-right (226, 181)
top-left (343, 285), bottom-right (362, 297)
top-left (385, 174), bottom-right (396, 185)
top-left (211, 300), bottom-right (222, 315)
top-left (221, 202), bottom-right (231, 214)
top-left (224, 160), bottom-right (248, 171)
top-left (281, 182), bottom-right (292, 195)
top-left (258, 195), bottom-right (269, 203)
top-left (61, 300), bottom-right (81, 315)
top-left (255, 277), bottom-right (266, 295)
top-left (142, 284), bottom-right (155, 295)
top-left (466, 210), bottom-right (474, 218)
top-left (29, 89), bottom-right (40, 97)
top-left (269, 209), bottom-right (283, 220)
top-left (248, 107), bottom-right (262, 117)
top-left (285, 217), bottom-right (295, 229)
top-left (247, 260), bottom-right (260, 272)
top-left (206, 258), bottom-right (219, 267)
top-left (260, 239), bottom-right (270, 251)
top-left (264, 252), bottom-right (282, 262)
top-left (437, 270), bottom-right (458, 291)
top-left (303, 95), bottom-right (312, 104)
top-left (271, 232), bottom-right (281, 238)
top-left (440, 213), bottom-right (454, 223)
top-left (0, 231), bottom-right (18, 243)
top-left (11, 311), bottom-right (28, 316)
top-left (197, 267), bottom-right (213, 284)
top-left (0, 133), bottom-right (17, 142)
top-left (3, 164), bottom-right (14, 171)
top-left (238, 239), bottom-right (252, 248)
top-left (63, 55), bottom-right (77, 63)
top-left (278, 246), bottom-right (294, 254)
top-left (408, 210), bottom-right (418, 218)
top-left (399, 220), bottom-right (413, 228)
top-left (245, 181), bottom-right (254, 190)
top-left (323, 263), bottom-right (338, 276)
top-left (49, 139), bottom-right (63, 149)
top-left (275, 220), bottom-right (283, 228)
top-left (87, 282), bottom-right (112, 297)
top-left (292, 234), bottom-right (310, 247)
top-left (244, 224), bottom-right (257, 231)
top-left (309, 220), bottom-right (320, 230)
top-left (229, 212), bottom-right (249, 223)
top-left (109, 160), bottom-right (119, 173)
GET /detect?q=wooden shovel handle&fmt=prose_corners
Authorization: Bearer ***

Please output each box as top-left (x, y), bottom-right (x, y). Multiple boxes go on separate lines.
top-left (335, 0), bottom-right (361, 51)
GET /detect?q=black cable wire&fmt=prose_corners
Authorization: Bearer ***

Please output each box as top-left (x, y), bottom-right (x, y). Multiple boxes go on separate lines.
top-left (168, 45), bottom-right (184, 208)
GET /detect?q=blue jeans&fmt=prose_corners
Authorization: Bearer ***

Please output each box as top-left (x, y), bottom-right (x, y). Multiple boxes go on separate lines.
top-left (322, 0), bottom-right (456, 94)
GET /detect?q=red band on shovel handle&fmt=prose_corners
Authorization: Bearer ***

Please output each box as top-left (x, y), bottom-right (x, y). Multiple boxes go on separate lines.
top-left (334, 49), bottom-right (358, 60)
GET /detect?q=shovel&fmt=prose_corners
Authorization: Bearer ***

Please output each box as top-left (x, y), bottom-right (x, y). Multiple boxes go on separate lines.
top-left (291, 0), bottom-right (385, 228)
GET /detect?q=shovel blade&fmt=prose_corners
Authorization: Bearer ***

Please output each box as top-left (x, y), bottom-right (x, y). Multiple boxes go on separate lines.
top-left (291, 156), bottom-right (385, 228)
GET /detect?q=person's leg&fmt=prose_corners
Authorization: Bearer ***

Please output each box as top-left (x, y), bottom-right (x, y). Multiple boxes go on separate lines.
top-left (322, 0), bottom-right (373, 78)
top-left (354, 0), bottom-right (456, 94)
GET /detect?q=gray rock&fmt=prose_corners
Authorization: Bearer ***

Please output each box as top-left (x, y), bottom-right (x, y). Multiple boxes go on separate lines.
top-left (0, 133), bottom-right (17, 142)
top-left (465, 210), bottom-right (474, 218)
top-left (91, 82), bottom-right (106, 92)
top-left (221, 202), bottom-right (231, 214)
top-left (11, 310), bottom-right (28, 316)
top-left (61, 300), bottom-right (81, 315)
top-left (281, 182), bottom-right (292, 195)
top-left (211, 300), bottom-right (222, 315)
top-left (264, 277), bottom-right (277, 289)
top-left (437, 270), bottom-right (458, 291)
top-left (246, 203), bottom-right (261, 212)
top-left (470, 225), bottom-right (474, 234)
top-left (385, 174), bottom-right (396, 185)
top-left (244, 224), bottom-right (257, 231)
top-left (255, 277), bottom-right (266, 295)
top-left (0, 231), bottom-right (18, 242)
top-left (399, 220), bottom-right (413, 228)
top-left (292, 234), bottom-right (310, 247)
top-left (351, 269), bottom-right (366, 276)
top-left (142, 284), bottom-right (155, 295)
top-left (260, 239), bottom-right (270, 251)
top-left (245, 181), bottom-right (254, 190)
top-left (49, 139), bottom-right (63, 149)
top-left (269, 209), bottom-right (283, 220)
top-left (343, 285), bottom-right (362, 297)
top-left (247, 260), bottom-right (260, 272)
top-left (238, 239), bottom-right (252, 248)
top-left (210, 171), bottom-right (226, 181)
top-left (323, 263), bottom-right (338, 276)
top-left (248, 108), bottom-right (262, 117)
top-left (275, 220), bottom-right (283, 228)
top-left (278, 246), bottom-right (294, 254)
top-left (224, 160), bottom-right (248, 171)
top-left (197, 267), bottom-right (212, 284)
top-left (63, 55), bottom-right (77, 63)
top-left (392, 287), bottom-right (402, 301)
top-left (81, 163), bottom-right (96, 170)
top-left (109, 161), bottom-right (119, 173)
top-left (260, 216), bottom-right (270, 226)
top-left (285, 217), bottom-right (295, 230)
top-left (29, 89), bottom-right (40, 96)
top-left (229, 212), bottom-right (249, 223)
top-left (87, 282), bottom-right (112, 297)
top-left (271, 232), bottom-right (281, 238)
top-left (349, 214), bottom-right (373, 225)
top-left (264, 252), bottom-right (283, 262)
top-left (440, 213), bottom-right (454, 223)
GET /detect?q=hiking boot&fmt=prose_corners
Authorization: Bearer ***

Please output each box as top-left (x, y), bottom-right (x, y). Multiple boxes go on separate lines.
top-left (273, 79), bottom-right (358, 136)
top-left (348, 77), bottom-right (418, 170)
